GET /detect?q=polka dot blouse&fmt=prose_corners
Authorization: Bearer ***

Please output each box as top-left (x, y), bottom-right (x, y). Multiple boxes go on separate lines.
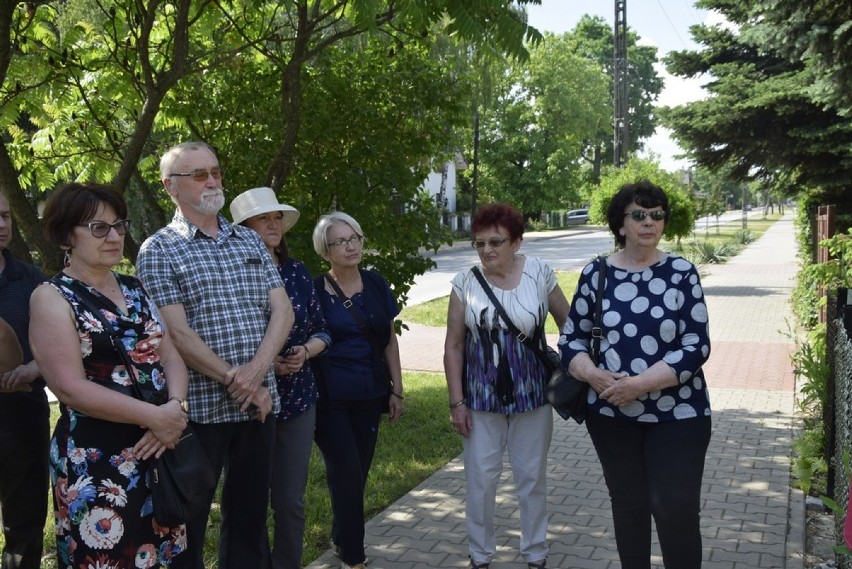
top-left (560, 254), bottom-right (711, 423)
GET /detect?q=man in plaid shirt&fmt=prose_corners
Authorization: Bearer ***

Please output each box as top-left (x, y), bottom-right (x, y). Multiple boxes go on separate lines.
top-left (137, 141), bottom-right (294, 568)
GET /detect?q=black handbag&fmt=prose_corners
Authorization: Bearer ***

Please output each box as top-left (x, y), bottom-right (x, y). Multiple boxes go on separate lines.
top-left (149, 428), bottom-right (215, 527)
top-left (544, 257), bottom-right (607, 423)
top-left (324, 273), bottom-right (394, 412)
top-left (64, 277), bottom-right (215, 526)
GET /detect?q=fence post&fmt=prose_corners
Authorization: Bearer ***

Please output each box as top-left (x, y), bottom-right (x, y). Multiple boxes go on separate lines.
top-left (818, 205), bottom-right (836, 323)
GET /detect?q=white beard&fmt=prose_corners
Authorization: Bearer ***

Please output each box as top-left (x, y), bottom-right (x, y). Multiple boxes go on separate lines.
top-left (194, 190), bottom-right (225, 215)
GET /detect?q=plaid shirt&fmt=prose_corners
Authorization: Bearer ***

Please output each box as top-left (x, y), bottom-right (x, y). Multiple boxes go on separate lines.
top-left (137, 211), bottom-right (283, 423)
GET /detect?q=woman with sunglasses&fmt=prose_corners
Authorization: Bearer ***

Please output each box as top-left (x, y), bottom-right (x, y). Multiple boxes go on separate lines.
top-left (443, 203), bottom-right (570, 569)
top-left (29, 182), bottom-right (190, 568)
top-left (560, 180), bottom-right (712, 568)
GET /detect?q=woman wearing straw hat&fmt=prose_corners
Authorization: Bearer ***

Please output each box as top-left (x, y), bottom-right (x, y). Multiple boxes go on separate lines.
top-left (230, 187), bottom-right (331, 569)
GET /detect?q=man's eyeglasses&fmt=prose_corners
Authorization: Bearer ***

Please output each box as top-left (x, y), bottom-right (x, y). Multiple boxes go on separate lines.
top-left (328, 235), bottom-right (364, 249)
top-left (624, 210), bottom-right (666, 222)
top-left (471, 237), bottom-right (509, 250)
top-left (78, 219), bottom-right (131, 238)
top-left (170, 167), bottom-right (223, 182)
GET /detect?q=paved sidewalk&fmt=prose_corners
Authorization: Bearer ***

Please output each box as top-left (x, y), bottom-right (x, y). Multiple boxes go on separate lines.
top-left (308, 214), bottom-right (803, 569)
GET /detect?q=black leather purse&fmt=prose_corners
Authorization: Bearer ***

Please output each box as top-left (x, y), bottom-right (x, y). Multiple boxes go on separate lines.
top-left (64, 277), bottom-right (215, 527)
top-left (544, 257), bottom-right (607, 423)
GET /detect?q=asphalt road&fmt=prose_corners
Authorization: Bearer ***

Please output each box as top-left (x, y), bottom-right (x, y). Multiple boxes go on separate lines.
top-left (405, 209), bottom-right (767, 307)
top-left (406, 227), bottom-right (613, 306)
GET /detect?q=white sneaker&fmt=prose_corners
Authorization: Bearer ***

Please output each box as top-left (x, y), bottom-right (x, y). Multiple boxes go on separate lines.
top-left (340, 563), bottom-right (366, 569)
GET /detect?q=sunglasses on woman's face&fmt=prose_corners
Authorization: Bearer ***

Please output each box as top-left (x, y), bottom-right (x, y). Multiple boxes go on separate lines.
top-left (624, 209), bottom-right (666, 222)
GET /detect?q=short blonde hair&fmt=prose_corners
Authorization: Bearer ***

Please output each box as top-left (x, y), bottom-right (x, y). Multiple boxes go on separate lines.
top-left (312, 211), bottom-right (365, 256)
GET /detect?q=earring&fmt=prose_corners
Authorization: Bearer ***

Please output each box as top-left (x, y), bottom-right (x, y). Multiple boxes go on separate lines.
top-left (63, 250), bottom-right (71, 268)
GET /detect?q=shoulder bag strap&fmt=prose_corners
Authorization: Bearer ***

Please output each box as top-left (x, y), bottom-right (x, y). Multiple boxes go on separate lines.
top-left (590, 256), bottom-right (607, 365)
top-left (470, 266), bottom-right (551, 366)
top-left (60, 277), bottom-right (143, 401)
top-left (323, 273), bottom-right (387, 358)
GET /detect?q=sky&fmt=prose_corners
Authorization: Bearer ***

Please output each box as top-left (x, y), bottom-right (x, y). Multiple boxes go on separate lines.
top-left (525, 0), bottom-right (711, 172)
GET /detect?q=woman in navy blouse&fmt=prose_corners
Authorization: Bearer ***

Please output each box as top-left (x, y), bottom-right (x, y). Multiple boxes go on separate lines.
top-left (310, 211), bottom-right (403, 569)
top-left (230, 187), bottom-right (331, 569)
top-left (560, 180), bottom-right (711, 569)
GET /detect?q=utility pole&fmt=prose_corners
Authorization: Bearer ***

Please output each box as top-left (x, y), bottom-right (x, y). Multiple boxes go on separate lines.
top-left (613, 0), bottom-right (629, 167)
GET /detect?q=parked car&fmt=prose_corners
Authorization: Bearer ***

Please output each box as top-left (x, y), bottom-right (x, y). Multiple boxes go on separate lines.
top-left (565, 208), bottom-right (590, 225)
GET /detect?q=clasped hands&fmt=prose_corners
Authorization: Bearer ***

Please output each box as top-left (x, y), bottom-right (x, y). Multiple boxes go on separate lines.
top-left (133, 398), bottom-right (188, 460)
top-left (589, 369), bottom-right (642, 408)
top-left (225, 361), bottom-right (273, 421)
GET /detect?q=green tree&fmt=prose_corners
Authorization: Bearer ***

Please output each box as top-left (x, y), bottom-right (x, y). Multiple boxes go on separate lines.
top-left (591, 158), bottom-right (695, 245)
top-left (477, 32), bottom-right (610, 216)
top-left (661, 0), bottom-right (852, 211)
top-left (567, 15), bottom-right (665, 180)
top-left (757, 0), bottom-right (852, 117)
top-left (1, 0), bottom-right (539, 287)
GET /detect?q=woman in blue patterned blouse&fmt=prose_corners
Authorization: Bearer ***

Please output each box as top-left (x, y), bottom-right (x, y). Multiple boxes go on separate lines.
top-left (230, 187), bottom-right (331, 569)
top-left (560, 180), bottom-right (712, 569)
top-left (444, 203), bottom-right (571, 569)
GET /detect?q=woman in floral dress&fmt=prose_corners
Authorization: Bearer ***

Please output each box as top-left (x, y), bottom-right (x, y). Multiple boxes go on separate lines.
top-left (30, 182), bottom-right (189, 568)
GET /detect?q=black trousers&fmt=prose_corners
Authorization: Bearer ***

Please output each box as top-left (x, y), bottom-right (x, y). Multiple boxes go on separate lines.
top-left (170, 419), bottom-right (275, 569)
top-left (314, 397), bottom-right (384, 566)
top-left (587, 413), bottom-right (711, 569)
top-left (0, 422), bottom-right (49, 569)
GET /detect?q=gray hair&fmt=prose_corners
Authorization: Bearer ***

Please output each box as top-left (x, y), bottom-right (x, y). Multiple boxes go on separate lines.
top-left (159, 141), bottom-right (217, 181)
top-left (312, 211), bottom-right (365, 256)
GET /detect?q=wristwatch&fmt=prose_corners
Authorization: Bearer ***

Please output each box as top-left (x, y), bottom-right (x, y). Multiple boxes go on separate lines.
top-left (170, 397), bottom-right (189, 414)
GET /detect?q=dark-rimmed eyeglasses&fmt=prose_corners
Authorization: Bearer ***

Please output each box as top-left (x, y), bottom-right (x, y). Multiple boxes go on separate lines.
top-left (78, 219), bottom-right (130, 238)
top-left (624, 210), bottom-right (666, 222)
top-left (328, 235), bottom-right (364, 249)
top-left (170, 167), bottom-right (222, 182)
top-left (471, 237), bottom-right (509, 250)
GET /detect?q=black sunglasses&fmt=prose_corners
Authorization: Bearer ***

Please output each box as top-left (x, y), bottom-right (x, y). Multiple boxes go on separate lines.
top-left (624, 210), bottom-right (666, 222)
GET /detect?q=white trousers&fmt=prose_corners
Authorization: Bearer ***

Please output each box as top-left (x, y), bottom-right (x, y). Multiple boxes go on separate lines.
top-left (463, 405), bottom-right (553, 563)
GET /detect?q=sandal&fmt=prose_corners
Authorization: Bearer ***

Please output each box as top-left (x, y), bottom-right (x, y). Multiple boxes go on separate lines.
top-left (468, 560), bottom-right (489, 569)
top-left (527, 561), bottom-right (547, 569)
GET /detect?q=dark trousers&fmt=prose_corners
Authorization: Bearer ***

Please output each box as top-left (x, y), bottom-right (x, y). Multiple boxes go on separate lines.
top-left (270, 405), bottom-right (316, 569)
top-left (0, 422), bottom-right (49, 569)
top-left (587, 413), bottom-right (711, 569)
top-left (171, 419), bottom-right (275, 569)
top-left (314, 397), bottom-right (383, 566)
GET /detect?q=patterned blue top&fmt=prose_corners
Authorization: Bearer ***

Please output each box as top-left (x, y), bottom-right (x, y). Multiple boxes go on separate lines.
top-left (137, 212), bottom-right (283, 423)
top-left (560, 254), bottom-right (712, 423)
top-left (275, 257), bottom-right (330, 421)
top-left (451, 256), bottom-right (555, 414)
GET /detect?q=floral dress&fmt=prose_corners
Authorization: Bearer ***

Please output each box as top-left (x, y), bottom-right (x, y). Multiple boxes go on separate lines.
top-left (47, 272), bottom-right (186, 568)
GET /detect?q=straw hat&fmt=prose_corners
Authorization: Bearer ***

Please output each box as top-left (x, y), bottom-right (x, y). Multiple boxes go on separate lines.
top-left (230, 187), bottom-right (300, 233)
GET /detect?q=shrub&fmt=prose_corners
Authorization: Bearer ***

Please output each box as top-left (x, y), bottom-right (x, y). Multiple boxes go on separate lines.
top-left (687, 241), bottom-right (742, 264)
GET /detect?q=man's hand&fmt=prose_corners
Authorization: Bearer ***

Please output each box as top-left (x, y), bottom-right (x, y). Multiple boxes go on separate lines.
top-left (0, 361), bottom-right (39, 393)
top-left (225, 361), bottom-right (265, 412)
top-left (249, 387), bottom-right (273, 423)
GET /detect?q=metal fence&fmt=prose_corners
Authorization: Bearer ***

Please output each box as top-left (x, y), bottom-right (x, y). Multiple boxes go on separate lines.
top-left (827, 288), bottom-right (852, 565)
